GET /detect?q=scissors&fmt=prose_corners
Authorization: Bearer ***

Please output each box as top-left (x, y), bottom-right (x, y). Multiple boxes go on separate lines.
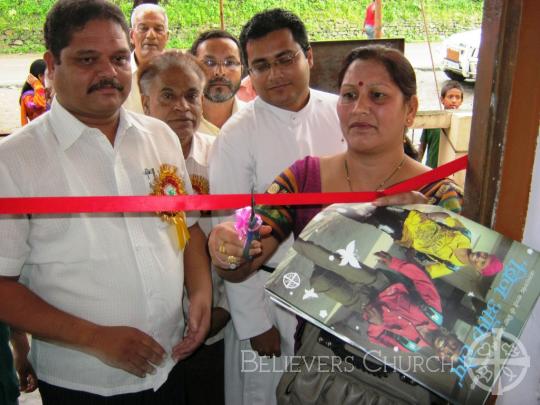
top-left (242, 190), bottom-right (261, 259)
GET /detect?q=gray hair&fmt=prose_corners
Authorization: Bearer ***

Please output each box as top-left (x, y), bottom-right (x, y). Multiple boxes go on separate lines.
top-left (138, 50), bottom-right (206, 96)
top-left (131, 3), bottom-right (168, 29)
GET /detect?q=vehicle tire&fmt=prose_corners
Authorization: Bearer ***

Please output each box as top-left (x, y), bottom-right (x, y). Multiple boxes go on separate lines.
top-left (443, 70), bottom-right (465, 82)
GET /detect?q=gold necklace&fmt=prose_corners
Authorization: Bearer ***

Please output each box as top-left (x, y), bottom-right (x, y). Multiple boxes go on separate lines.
top-left (344, 155), bottom-right (406, 191)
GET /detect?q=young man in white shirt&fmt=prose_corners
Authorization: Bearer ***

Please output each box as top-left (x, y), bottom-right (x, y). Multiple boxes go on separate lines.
top-left (0, 1), bottom-right (211, 403)
top-left (189, 30), bottom-right (245, 136)
top-left (209, 8), bottom-right (345, 405)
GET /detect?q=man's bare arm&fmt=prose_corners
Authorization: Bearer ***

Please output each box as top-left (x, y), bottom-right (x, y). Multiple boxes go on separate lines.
top-left (172, 223), bottom-right (212, 361)
top-left (0, 276), bottom-right (166, 377)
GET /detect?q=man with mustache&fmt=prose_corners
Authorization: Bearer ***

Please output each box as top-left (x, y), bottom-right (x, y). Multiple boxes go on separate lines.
top-left (0, 0), bottom-right (211, 403)
top-left (124, 3), bottom-right (169, 113)
top-left (209, 9), bottom-right (345, 405)
top-left (189, 30), bottom-right (245, 136)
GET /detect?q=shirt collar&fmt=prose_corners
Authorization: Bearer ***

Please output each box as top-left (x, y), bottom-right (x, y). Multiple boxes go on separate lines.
top-left (48, 98), bottom-right (147, 150)
top-left (255, 89), bottom-right (313, 119)
top-left (131, 52), bottom-right (138, 74)
top-left (187, 132), bottom-right (208, 166)
top-left (200, 97), bottom-right (245, 135)
top-left (119, 107), bottom-right (150, 136)
top-left (48, 98), bottom-right (89, 151)
top-left (232, 97), bottom-right (245, 113)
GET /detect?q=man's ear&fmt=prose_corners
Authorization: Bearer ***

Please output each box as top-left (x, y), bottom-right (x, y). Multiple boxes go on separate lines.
top-left (141, 94), bottom-right (150, 115)
top-left (129, 28), bottom-right (136, 47)
top-left (43, 51), bottom-right (56, 78)
top-left (305, 47), bottom-right (314, 69)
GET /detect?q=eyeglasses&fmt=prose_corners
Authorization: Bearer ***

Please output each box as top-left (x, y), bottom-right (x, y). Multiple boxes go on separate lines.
top-left (201, 58), bottom-right (242, 71)
top-left (248, 49), bottom-right (303, 76)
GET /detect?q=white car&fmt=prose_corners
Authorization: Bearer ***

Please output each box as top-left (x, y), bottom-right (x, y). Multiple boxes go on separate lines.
top-left (441, 29), bottom-right (481, 82)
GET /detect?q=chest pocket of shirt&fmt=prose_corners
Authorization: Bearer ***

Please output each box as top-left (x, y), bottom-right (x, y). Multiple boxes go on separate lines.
top-left (27, 214), bottom-right (106, 263)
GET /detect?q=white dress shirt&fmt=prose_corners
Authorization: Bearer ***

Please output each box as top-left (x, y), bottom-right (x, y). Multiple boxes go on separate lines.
top-left (0, 100), bottom-right (197, 396)
top-left (209, 89), bottom-right (346, 340)
top-left (123, 52), bottom-right (144, 114)
top-left (184, 132), bottom-right (229, 345)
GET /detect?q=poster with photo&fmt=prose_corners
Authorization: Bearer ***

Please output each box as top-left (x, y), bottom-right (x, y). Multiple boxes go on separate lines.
top-left (265, 203), bottom-right (540, 404)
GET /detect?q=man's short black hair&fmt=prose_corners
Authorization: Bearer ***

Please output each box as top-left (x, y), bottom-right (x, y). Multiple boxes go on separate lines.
top-left (44, 0), bottom-right (130, 62)
top-left (239, 8), bottom-right (310, 65)
top-left (189, 30), bottom-right (241, 59)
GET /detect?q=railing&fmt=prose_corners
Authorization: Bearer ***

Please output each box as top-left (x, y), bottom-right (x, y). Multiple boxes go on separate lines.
top-left (412, 110), bottom-right (472, 186)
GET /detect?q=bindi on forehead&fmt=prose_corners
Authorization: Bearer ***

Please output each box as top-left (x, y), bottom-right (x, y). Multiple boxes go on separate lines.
top-left (357, 80), bottom-right (364, 87)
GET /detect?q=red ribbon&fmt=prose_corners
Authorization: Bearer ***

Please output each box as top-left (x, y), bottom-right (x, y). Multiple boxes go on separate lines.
top-left (0, 156), bottom-right (467, 215)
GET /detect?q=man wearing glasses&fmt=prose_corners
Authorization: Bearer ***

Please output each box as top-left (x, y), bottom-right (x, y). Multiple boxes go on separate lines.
top-left (209, 8), bottom-right (345, 405)
top-left (124, 3), bottom-right (169, 113)
top-left (190, 30), bottom-right (245, 136)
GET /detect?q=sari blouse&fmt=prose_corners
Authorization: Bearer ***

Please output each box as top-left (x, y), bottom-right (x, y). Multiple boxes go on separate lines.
top-left (257, 156), bottom-right (464, 243)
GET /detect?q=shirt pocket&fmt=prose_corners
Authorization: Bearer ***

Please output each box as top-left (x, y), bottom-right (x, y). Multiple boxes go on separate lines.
top-left (27, 214), bottom-right (107, 263)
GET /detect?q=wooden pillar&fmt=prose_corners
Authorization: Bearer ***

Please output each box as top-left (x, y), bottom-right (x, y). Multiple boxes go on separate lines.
top-left (375, 0), bottom-right (383, 38)
top-left (463, 0), bottom-right (540, 242)
top-left (219, 0), bottom-right (225, 30)
top-left (492, 0), bottom-right (540, 239)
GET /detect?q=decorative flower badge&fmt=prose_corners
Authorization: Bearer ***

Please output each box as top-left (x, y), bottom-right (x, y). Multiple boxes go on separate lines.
top-left (150, 164), bottom-right (190, 250)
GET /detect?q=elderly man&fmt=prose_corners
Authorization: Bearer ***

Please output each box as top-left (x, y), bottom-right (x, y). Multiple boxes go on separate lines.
top-left (124, 3), bottom-right (168, 113)
top-left (209, 8), bottom-right (345, 405)
top-left (139, 50), bottom-right (230, 405)
top-left (0, 1), bottom-right (211, 403)
top-left (189, 30), bottom-right (244, 136)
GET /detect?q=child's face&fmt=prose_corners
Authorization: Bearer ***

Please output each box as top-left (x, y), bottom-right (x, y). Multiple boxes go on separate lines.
top-left (441, 88), bottom-right (463, 110)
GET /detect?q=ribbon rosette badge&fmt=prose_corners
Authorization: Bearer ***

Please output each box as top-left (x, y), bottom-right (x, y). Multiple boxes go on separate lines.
top-left (150, 164), bottom-right (190, 250)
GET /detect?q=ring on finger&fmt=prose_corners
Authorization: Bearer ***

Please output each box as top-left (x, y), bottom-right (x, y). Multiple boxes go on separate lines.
top-left (218, 241), bottom-right (227, 255)
top-left (227, 255), bottom-right (240, 265)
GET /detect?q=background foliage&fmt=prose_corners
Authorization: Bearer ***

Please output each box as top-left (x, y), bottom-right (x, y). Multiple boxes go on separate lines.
top-left (0, 0), bottom-right (483, 53)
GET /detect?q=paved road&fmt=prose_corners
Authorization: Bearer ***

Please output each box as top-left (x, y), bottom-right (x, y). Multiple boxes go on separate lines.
top-left (0, 42), bottom-right (473, 134)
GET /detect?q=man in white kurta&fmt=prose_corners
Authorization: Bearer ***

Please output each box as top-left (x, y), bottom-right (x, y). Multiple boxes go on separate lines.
top-left (209, 9), bottom-right (345, 405)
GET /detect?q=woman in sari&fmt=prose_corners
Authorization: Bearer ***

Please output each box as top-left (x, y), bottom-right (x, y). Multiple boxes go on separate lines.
top-left (209, 45), bottom-right (463, 281)
top-left (20, 59), bottom-right (49, 126)
top-left (208, 45), bottom-right (464, 404)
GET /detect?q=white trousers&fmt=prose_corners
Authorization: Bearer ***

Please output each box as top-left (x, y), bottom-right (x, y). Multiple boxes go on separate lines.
top-left (225, 295), bottom-right (297, 405)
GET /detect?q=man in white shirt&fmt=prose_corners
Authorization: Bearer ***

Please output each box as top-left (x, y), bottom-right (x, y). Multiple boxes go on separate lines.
top-left (123, 3), bottom-right (169, 113)
top-left (0, 1), bottom-right (211, 403)
top-left (189, 30), bottom-right (245, 136)
top-left (139, 50), bottom-right (231, 405)
top-left (209, 8), bottom-right (345, 405)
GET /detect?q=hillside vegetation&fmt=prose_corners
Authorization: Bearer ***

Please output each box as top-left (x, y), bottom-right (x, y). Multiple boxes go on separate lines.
top-left (0, 0), bottom-right (483, 53)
